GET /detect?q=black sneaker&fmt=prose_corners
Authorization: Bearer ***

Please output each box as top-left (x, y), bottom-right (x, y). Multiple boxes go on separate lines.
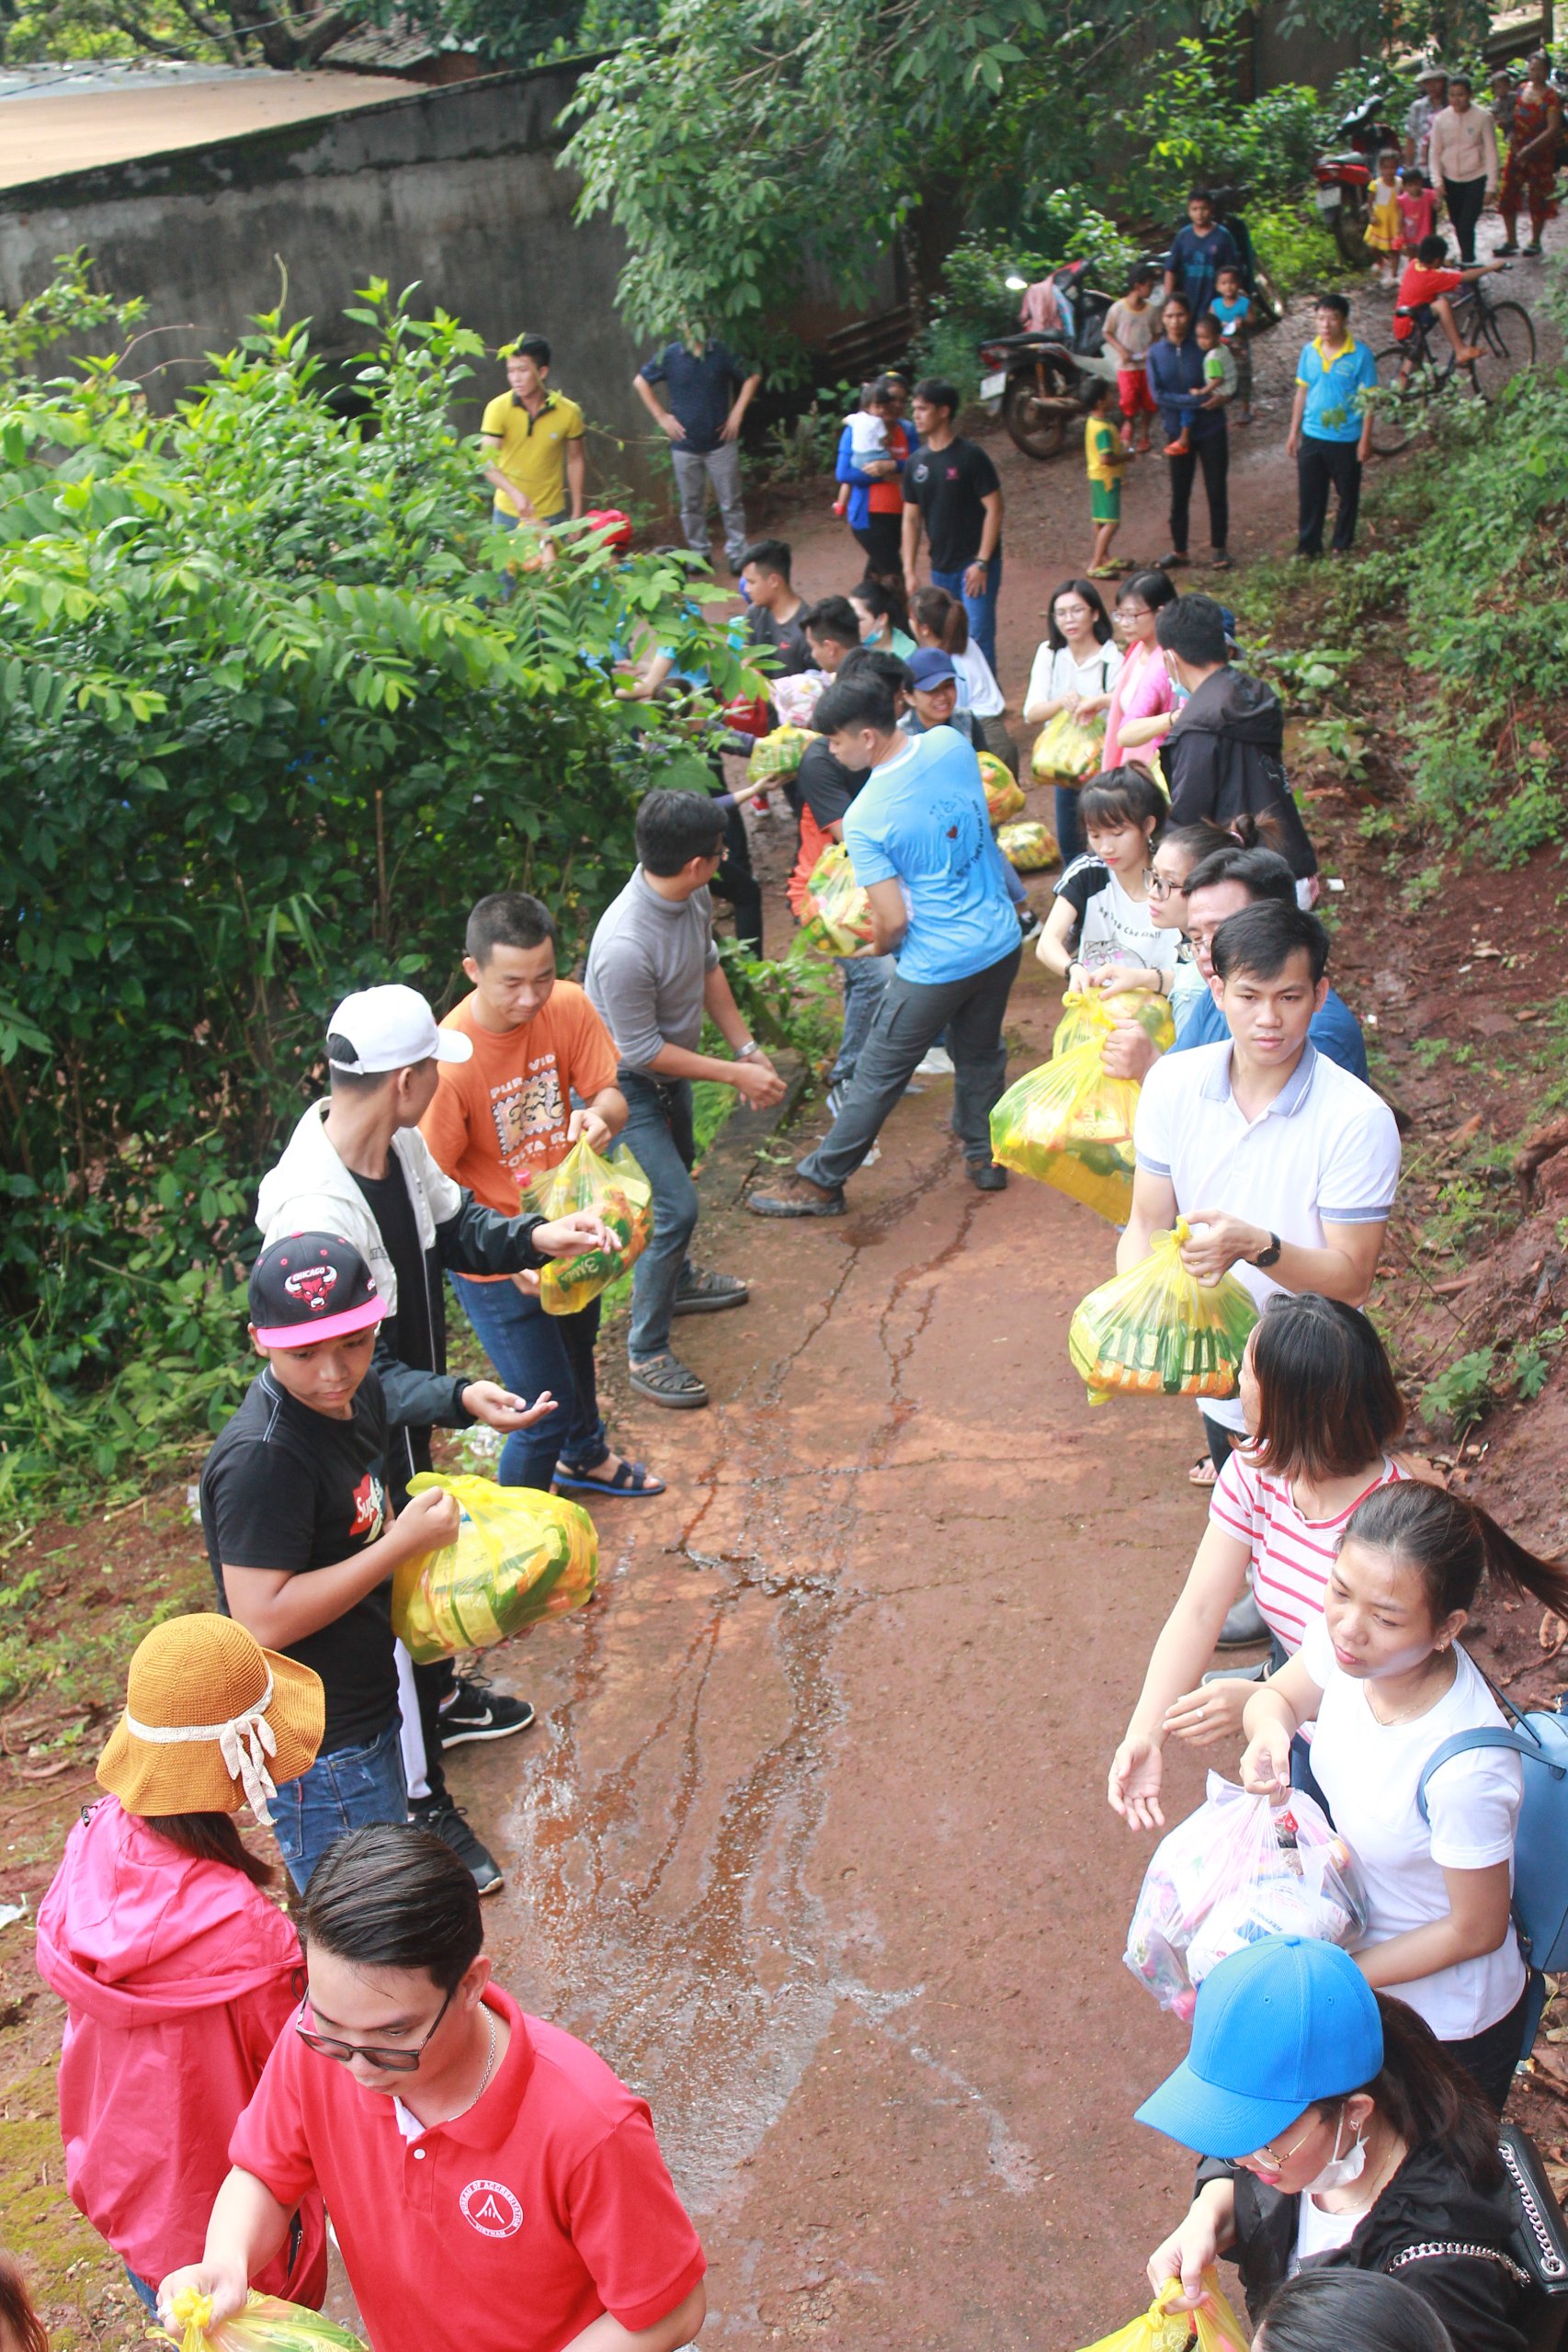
top-left (408, 1791), bottom-right (504, 1894)
top-left (438, 1671), bottom-right (536, 1749)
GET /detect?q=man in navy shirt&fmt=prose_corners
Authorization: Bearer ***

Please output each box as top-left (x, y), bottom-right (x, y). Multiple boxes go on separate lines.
top-left (1146, 296), bottom-right (1231, 571)
top-left (1164, 190), bottom-right (1240, 319)
top-left (633, 332), bottom-right (762, 574)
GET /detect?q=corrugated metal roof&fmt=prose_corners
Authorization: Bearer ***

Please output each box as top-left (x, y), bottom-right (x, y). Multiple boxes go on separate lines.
top-left (321, 13), bottom-right (478, 68)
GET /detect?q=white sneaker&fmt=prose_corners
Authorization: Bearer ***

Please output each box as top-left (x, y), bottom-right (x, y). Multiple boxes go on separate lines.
top-left (915, 1045), bottom-right (955, 1078)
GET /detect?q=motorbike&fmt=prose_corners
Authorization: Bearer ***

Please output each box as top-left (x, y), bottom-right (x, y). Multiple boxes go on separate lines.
top-left (978, 259), bottom-right (1119, 460)
top-left (1312, 88), bottom-right (1402, 267)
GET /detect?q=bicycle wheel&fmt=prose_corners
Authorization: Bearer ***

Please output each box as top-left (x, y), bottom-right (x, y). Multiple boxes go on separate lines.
top-left (1369, 345), bottom-right (1419, 455)
top-left (1479, 299), bottom-right (1537, 379)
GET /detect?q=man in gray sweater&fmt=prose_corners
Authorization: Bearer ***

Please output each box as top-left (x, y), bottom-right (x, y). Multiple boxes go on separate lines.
top-left (585, 791), bottom-right (786, 1408)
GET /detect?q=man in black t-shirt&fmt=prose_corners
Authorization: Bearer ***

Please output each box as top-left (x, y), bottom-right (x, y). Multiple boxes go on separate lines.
top-left (900, 378), bottom-right (1005, 672)
top-left (199, 1234), bottom-right (463, 1892)
top-left (740, 539), bottom-right (811, 680)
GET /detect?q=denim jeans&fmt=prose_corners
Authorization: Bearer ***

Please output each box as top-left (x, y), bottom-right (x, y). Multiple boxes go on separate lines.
top-left (619, 1073), bottom-right (699, 1361)
top-left (832, 954), bottom-right (893, 1091)
top-left (798, 943), bottom-right (1021, 1189)
top-left (270, 1717), bottom-right (406, 1893)
top-left (930, 549), bottom-right (1003, 672)
top-left (449, 1271), bottom-right (606, 1483)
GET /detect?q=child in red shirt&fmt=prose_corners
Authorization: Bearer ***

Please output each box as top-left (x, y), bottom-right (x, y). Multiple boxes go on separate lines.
top-left (1394, 233), bottom-right (1505, 365)
top-left (1395, 168), bottom-right (1438, 253)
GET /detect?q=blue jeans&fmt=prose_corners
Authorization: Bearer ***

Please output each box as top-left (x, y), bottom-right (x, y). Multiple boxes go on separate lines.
top-left (1055, 785), bottom-right (1085, 867)
top-left (125, 2271), bottom-right (157, 2315)
top-left (832, 954), bottom-right (893, 1091)
top-left (930, 550), bottom-right (1003, 673)
top-left (269, 1718), bottom-right (405, 1893)
top-left (449, 1272), bottom-right (606, 1483)
top-left (619, 1073), bottom-right (698, 1361)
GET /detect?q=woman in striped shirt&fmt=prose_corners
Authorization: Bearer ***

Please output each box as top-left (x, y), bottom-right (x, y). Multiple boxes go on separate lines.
top-left (1108, 1293), bottom-right (1438, 1831)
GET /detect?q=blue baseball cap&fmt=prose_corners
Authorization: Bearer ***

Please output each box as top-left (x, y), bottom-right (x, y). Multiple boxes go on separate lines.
top-left (907, 648), bottom-right (958, 689)
top-left (1134, 1937), bottom-right (1383, 2160)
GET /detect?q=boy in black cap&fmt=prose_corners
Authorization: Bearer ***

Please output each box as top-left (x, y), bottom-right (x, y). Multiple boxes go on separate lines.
top-left (199, 1234), bottom-right (551, 1892)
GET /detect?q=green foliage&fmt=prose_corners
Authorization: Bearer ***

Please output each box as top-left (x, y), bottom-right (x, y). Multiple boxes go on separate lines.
top-left (1421, 1347), bottom-right (1496, 1437)
top-left (0, 265), bottom-right (764, 1528)
top-left (1249, 202), bottom-right (1342, 299)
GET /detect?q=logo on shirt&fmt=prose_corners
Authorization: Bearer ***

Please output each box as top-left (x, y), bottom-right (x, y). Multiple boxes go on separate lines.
top-left (283, 1263), bottom-right (338, 1314)
top-left (349, 1471), bottom-right (385, 1541)
top-left (460, 2178), bottom-right (524, 2238)
top-left (491, 1066), bottom-right (565, 1163)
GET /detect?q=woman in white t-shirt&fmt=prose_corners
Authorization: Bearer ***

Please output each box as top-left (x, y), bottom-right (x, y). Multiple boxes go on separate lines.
top-left (1022, 577), bottom-right (1122, 865)
top-left (1038, 766), bottom-right (1176, 994)
top-left (1240, 1480), bottom-right (1568, 2108)
top-left (1109, 1293), bottom-right (1426, 1831)
top-left (909, 585), bottom-right (1016, 771)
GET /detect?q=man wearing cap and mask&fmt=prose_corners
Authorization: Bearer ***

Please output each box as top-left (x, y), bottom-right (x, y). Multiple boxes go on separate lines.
top-left (256, 983), bottom-right (610, 1895)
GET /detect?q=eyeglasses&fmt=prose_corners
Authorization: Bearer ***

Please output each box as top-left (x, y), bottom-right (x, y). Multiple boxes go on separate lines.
top-left (1248, 2111), bottom-right (1326, 2178)
top-left (1114, 605), bottom-right (1150, 623)
top-left (1053, 602), bottom-right (1091, 622)
top-left (1143, 869), bottom-right (1184, 901)
top-left (293, 1985), bottom-right (453, 2074)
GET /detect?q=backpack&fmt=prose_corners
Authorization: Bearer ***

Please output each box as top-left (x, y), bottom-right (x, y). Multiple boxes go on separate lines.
top-left (1416, 1690), bottom-right (1568, 1988)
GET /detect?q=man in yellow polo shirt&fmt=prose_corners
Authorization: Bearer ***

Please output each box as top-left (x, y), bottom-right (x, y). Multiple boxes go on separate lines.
top-left (479, 335), bottom-right (586, 529)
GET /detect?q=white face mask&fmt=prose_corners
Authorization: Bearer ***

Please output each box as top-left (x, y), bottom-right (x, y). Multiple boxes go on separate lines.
top-left (1304, 2108), bottom-right (1368, 2195)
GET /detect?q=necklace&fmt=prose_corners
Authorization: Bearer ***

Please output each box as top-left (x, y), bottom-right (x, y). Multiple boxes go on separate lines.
top-left (457, 2010), bottom-right (497, 2118)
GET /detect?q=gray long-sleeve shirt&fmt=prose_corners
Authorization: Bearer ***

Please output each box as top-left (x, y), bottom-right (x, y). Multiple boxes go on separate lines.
top-left (584, 867), bottom-right (720, 1076)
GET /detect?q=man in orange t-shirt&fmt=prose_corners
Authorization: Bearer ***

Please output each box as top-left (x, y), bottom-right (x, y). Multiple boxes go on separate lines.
top-left (422, 892), bottom-right (665, 1498)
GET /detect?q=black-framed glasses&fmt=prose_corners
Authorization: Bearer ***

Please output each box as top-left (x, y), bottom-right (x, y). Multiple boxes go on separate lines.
top-left (1143, 869), bottom-right (1183, 901)
top-left (293, 1984), bottom-right (454, 2074)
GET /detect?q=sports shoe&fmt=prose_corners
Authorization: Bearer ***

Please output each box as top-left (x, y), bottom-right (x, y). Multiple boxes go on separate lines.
top-left (1017, 904), bottom-right (1041, 942)
top-left (438, 1671), bottom-right (536, 1749)
top-left (747, 1172), bottom-right (846, 1218)
top-left (408, 1791), bottom-right (504, 1894)
top-left (968, 1163), bottom-right (1007, 1192)
top-left (824, 1083), bottom-right (846, 1119)
top-left (915, 1044), bottom-right (955, 1078)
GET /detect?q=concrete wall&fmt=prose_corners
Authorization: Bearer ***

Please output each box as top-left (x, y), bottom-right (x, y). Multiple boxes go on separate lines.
top-left (0, 64), bottom-right (665, 500)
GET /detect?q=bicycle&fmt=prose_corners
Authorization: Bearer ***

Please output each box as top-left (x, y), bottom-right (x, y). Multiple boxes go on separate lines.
top-left (1368, 267), bottom-right (1536, 456)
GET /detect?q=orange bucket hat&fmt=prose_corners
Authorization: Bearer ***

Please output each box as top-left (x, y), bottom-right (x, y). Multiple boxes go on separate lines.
top-left (97, 1616), bottom-right (324, 1825)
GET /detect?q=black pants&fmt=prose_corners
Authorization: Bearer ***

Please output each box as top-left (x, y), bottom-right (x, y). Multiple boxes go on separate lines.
top-left (1202, 1413), bottom-right (1237, 1476)
top-left (713, 799), bottom-right (763, 954)
top-left (1297, 437), bottom-right (1363, 556)
top-left (853, 514), bottom-right (904, 581)
top-left (1168, 432), bottom-right (1229, 554)
top-left (1443, 174), bottom-right (1487, 265)
top-left (1446, 1975), bottom-right (1538, 2113)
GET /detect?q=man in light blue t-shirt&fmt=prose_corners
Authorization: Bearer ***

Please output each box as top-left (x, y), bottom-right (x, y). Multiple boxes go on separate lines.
top-left (749, 662), bottom-right (1021, 1215)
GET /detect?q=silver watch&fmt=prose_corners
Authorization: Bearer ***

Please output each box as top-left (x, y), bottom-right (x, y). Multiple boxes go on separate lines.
top-left (735, 1040), bottom-right (761, 1062)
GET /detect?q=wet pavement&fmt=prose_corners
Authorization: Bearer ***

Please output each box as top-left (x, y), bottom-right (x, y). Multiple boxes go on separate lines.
top-left (445, 944), bottom-right (1227, 2348)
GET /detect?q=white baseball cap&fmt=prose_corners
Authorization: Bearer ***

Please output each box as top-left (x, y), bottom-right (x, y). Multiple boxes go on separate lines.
top-left (326, 984), bottom-right (472, 1074)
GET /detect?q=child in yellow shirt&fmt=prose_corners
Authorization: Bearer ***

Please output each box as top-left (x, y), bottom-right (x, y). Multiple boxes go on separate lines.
top-left (1084, 378), bottom-right (1128, 576)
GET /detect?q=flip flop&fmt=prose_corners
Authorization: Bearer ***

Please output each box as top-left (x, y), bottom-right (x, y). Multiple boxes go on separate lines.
top-left (555, 1458), bottom-right (667, 1497)
top-left (1188, 1455), bottom-right (1219, 1489)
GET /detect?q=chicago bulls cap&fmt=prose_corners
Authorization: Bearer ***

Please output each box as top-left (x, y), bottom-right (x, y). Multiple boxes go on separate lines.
top-left (248, 1233), bottom-right (390, 1349)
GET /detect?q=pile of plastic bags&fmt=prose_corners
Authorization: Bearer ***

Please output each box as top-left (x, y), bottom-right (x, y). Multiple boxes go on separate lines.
top-left (392, 1472), bottom-right (597, 1665)
top-left (1031, 710), bottom-right (1105, 786)
top-left (977, 751), bottom-right (1026, 825)
top-left (1124, 1774), bottom-right (1367, 2021)
top-left (749, 723), bottom-right (817, 779)
top-left (989, 991), bottom-right (1171, 1224)
top-left (1068, 1220), bottom-right (1257, 1407)
top-left (795, 841), bottom-right (875, 957)
top-left (995, 819), bottom-right (1059, 872)
top-left (163, 2291), bottom-right (367, 2352)
top-left (519, 1137), bottom-right (653, 1315)
top-left (1074, 2274), bottom-right (1248, 2352)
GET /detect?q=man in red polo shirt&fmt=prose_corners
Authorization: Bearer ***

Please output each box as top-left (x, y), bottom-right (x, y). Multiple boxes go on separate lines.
top-left (157, 1826), bottom-right (706, 2352)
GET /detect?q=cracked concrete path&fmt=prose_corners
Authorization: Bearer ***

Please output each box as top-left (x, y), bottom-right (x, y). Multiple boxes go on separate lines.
top-left (445, 939), bottom-right (1227, 2348)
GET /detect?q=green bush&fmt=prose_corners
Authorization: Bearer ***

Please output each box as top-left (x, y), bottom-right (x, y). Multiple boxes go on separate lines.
top-left (1250, 203), bottom-right (1343, 299)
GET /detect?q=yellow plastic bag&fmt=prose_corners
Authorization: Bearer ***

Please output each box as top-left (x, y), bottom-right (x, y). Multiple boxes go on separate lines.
top-left (1031, 709), bottom-right (1105, 785)
top-left (749, 723), bottom-right (816, 779)
top-left (1068, 1221), bottom-right (1258, 1407)
top-left (517, 1135), bottom-right (653, 1316)
top-left (977, 751), bottom-right (1026, 825)
top-left (164, 2289), bottom-right (367, 2351)
top-left (1074, 2275), bottom-right (1248, 2352)
top-left (392, 1472), bottom-right (597, 1664)
top-left (1052, 987), bottom-right (1175, 1062)
top-left (795, 841), bottom-right (875, 957)
top-left (995, 818), bottom-right (1060, 871)
top-left (988, 1037), bottom-right (1142, 1224)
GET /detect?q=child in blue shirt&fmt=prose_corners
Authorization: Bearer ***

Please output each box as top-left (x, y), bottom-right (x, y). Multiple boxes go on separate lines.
top-left (1210, 264), bottom-right (1253, 426)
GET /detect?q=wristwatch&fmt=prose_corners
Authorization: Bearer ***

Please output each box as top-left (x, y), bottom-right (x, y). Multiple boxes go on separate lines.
top-left (1252, 1231), bottom-right (1283, 1268)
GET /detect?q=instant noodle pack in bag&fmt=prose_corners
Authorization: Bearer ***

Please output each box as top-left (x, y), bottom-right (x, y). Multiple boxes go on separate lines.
top-left (1124, 1772), bottom-right (1366, 2021)
top-left (392, 1472), bottom-right (597, 1665)
top-left (1051, 987), bottom-right (1174, 1062)
top-left (1031, 710), bottom-right (1104, 785)
top-left (518, 1136), bottom-right (653, 1316)
top-left (977, 752), bottom-right (1025, 825)
top-left (1073, 2275), bottom-right (1248, 2352)
top-left (164, 2290), bottom-right (367, 2352)
top-left (795, 842), bottom-right (875, 957)
top-left (988, 1015), bottom-right (1143, 1223)
top-left (749, 723), bottom-right (816, 780)
top-left (1067, 1219), bottom-right (1256, 1405)
top-left (995, 819), bottom-right (1059, 872)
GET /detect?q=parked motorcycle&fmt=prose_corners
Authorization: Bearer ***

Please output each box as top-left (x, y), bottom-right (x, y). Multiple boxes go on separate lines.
top-left (978, 260), bottom-right (1118, 460)
top-left (1312, 88), bottom-right (1402, 267)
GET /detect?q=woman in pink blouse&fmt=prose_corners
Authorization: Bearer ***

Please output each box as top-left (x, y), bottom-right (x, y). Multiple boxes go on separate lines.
top-left (1103, 568), bottom-right (1178, 771)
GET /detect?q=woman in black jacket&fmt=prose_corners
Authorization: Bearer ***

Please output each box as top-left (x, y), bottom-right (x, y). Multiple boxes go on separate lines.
top-left (1138, 1936), bottom-right (1532, 2352)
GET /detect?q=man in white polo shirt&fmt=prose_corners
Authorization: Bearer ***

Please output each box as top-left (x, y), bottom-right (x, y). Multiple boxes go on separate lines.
top-left (1120, 899), bottom-right (1401, 1484)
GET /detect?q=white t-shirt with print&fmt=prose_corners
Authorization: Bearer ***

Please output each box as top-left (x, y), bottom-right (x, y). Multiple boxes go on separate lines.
top-left (1300, 1617), bottom-right (1526, 2041)
top-left (1055, 855), bottom-right (1178, 978)
top-left (1132, 1040), bottom-right (1402, 1432)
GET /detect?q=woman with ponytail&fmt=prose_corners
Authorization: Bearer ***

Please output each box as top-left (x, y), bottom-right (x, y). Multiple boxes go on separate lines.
top-left (908, 585), bottom-right (1014, 769)
top-left (1240, 1483), bottom-right (1568, 2106)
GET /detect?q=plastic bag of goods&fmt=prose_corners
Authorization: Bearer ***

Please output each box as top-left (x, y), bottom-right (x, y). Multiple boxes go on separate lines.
top-left (1123, 1771), bottom-right (1366, 2020)
top-left (1067, 1219), bottom-right (1257, 1406)
top-left (1030, 710), bottom-right (1104, 784)
top-left (988, 1035), bottom-right (1142, 1224)
top-left (1073, 2274), bottom-right (1249, 2352)
top-left (771, 671), bottom-right (828, 731)
top-left (749, 723), bottom-right (816, 779)
top-left (1051, 986), bottom-right (1174, 1062)
top-left (392, 1472), bottom-right (597, 1665)
top-left (976, 750), bottom-right (1025, 825)
top-left (163, 2290), bottom-right (367, 2352)
top-left (995, 819), bottom-right (1059, 872)
top-left (795, 841), bottom-right (875, 957)
top-left (518, 1135), bottom-right (653, 1316)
